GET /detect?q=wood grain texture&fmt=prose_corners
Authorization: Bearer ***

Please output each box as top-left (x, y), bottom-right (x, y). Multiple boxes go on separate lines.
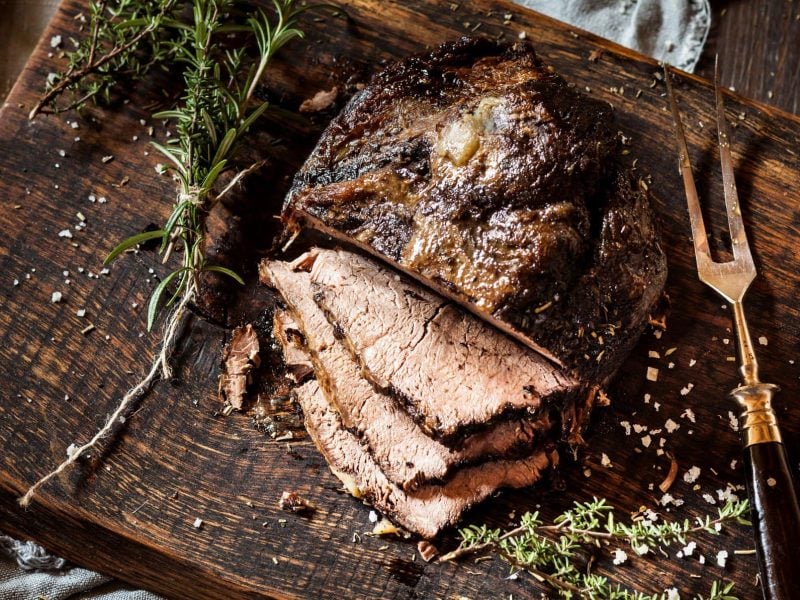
top-left (701, 0), bottom-right (800, 115)
top-left (2, 1), bottom-right (800, 599)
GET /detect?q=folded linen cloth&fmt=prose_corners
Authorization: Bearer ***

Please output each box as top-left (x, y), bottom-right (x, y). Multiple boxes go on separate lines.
top-left (0, 536), bottom-right (163, 600)
top-left (515, 0), bottom-right (711, 72)
top-left (1, 0), bottom-right (710, 598)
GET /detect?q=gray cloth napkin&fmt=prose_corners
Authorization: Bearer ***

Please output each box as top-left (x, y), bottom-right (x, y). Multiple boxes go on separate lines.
top-left (1, 1), bottom-right (710, 598)
top-left (515, 0), bottom-right (711, 72)
top-left (0, 536), bottom-right (163, 600)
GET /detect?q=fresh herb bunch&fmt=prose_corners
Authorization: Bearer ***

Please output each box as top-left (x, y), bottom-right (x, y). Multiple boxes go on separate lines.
top-left (442, 497), bottom-right (749, 599)
top-left (30, 0), bottom-right (188, 119)
top-left (104, 0), bottom-right (311, 334)
top-left (20, 0), bottom-right (325, 506)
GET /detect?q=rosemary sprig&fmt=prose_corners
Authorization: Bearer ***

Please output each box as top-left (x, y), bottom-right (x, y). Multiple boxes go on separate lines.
top-left (20, 0), bottom-right (320, 507)
top-left (103, 0), bottom-right (312, 334)
top-left (29, 0), bottom-right (188, 119)
top-left (441, 498), bottom-right (749, 599)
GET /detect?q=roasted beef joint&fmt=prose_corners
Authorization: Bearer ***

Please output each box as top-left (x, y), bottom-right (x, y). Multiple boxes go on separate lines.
top-left (284, 37), bottom-right (667, 383)
top-left (263, 38), bottom-right (667, 537)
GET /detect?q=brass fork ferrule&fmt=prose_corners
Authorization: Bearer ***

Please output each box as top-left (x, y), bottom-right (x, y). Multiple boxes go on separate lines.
top-left (730, 383), bottom-right (782, 447)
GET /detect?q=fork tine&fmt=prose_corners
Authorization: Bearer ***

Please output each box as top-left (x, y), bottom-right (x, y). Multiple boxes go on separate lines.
top-left (664, 66), bottom-right (712, 268)
top-left (714, 57), bottom-right (755, 268)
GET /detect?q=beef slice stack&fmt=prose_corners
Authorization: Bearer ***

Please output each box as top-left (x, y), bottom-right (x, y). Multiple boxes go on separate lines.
top-left (260, 248), bottom-right (565, 538)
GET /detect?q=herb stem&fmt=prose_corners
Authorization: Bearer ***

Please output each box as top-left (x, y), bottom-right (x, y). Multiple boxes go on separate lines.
top-left (29, 0), bottom-right (175, 120)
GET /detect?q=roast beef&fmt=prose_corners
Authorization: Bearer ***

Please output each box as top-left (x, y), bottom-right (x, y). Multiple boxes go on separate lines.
top-left (265, 263), bottom-right (553, 490)
top-left (291, 377), bottom-right (552, 538)
top-left (301, 248), bottom-right (576, 442)
top-left (283, 37), bottom-right (667, 383)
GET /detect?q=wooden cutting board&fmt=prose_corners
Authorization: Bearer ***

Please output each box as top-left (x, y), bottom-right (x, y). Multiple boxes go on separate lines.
top-left (2, 1), bottom-right (800, 598)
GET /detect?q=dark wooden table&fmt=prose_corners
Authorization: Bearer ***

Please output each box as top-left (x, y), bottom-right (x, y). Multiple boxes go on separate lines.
top-left (1, 2), bottom-right (799, 600)
top-left (701, 0), bottom-right (800, 116)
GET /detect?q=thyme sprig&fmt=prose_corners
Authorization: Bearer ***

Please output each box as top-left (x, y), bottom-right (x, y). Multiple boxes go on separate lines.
top-left (442, 498), bottom-right (749, 599)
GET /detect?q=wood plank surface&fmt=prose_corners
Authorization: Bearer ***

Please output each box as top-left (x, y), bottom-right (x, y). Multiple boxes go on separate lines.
top-left (2, 1), bottom-right (800, 598)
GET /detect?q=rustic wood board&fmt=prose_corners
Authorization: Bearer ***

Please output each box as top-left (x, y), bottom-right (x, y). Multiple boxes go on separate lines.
top-left (2, 1), bottom-right (800, 598)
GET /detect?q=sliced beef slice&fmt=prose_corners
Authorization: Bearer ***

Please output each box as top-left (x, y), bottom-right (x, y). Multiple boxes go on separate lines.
top-left (265, 270), bottom-right (550, 490)
top-left (283, 38), bottom-right (667, 384)
top-left (293, 379), bottom-right (552, 538)
top-left (302, 247), bottom-right (577, 442)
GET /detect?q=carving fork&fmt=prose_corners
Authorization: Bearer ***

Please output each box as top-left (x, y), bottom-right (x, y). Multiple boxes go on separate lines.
top-left (665, 62), bottom-right (800, 599)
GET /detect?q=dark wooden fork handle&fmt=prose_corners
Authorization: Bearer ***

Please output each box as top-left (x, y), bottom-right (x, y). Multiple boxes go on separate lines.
top-left (743, 441), bottom-right (800, 599)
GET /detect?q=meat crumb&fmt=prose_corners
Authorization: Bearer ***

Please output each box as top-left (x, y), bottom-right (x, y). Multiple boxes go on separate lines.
top-left (299, 87), bottom-right (339, 113)
top-left (219, 324), bottom-right (260, 410)
top-left (417, 541), bottom-right (438, 562)
top-left (279, 491), bottom-right (314, 514)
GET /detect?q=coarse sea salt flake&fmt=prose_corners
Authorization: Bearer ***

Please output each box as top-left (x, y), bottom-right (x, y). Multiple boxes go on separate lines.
top-left (193, 518), bottom-right (203, 529)
top-left (716, 550), bottom-right (728, 567)
top-left (728, 411), bottom-right (739, 432)
top-left (759, 336), bottom-right (768, 346)
top-left (601, 453), bottom-right (612, 467)
top-left (59, 229), bottom-right (73, 238)
top-left (684, 466), bottom-right (701, 484)
top-left (646, 366), bottom-right (659, 381)
top-left (51, 291), bottom-right (63, 303)
top-left (665, 419), bottom-right (679, 433)
top-left (612, 549), bottom-right (627, 565)
top-left (641, 434), bottom-right (652, 448)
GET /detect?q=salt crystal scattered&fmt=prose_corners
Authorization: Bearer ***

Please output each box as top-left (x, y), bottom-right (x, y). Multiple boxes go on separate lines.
top-left (716, 550), bottom-right (728, 567)
top-left (667, 362), bottom-right (675, 369)
top-left (680, 384), bottom-right (694, 397)
top-left (648, 350), bottom-right (660, 359)
top-left (689, 359), bottom-right (696, 367)
top-left (703, 493), bottom-right (716, 504)
top-left (583, 468), bottom-right (592, 477)
top-left (58, 229), bottom-right (73, 238)
top-left (730, 459), bottom-right (737, 470)
top-left (368, 510), bottom-right (378, 523)
top-left (654, 330), bottom-right (663, 339)
top-left (620, 420), bottom-right (631, 435)
top-left (13, 279), bottom-right (19, 286)
top-left (684, 466), bottom-right (701, 484)
top-left (193, 518), bottom-right (203, 529)
top-left (767, 477), bottom-right (777, 487)
top-left (641, 434), bottom-right (652, 448)
top-left (665, 419), bottom-right (679, 433)
top-left (601, 453), bottom-right (612, 468)
top-left (681, 407), bottom-right (696, 421)
top-left (644, 393), bottom-right (651, 403)
top-left (759, 336), bottom-right (768, 346)
top-left (728, 411), bottom-right (739, 432)
top-left (633, 423), bottom-right (647, 434)
top-left (50, 35), bottom-right (62, 48)
top-left (723, 338), bottom-right (730, 345)
top-left (646, 366), bottom-right (659, 382)
top-left (76, 309), bottom-right (86, 317)
top-left (682, 541), bottom-right (696, 557)
top-left (612, 549), bottom-right (628, 565)
top-left (51, 291), bottom-right (63, 303)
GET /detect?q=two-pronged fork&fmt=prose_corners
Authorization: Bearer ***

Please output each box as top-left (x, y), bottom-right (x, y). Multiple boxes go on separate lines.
top-left (666, 63), bottom-right (800, 599)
